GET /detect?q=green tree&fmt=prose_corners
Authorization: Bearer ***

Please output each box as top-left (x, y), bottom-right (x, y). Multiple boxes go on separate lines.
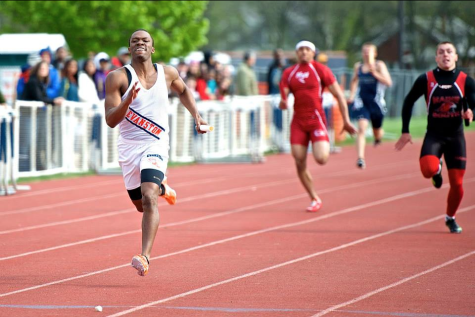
top-left (0, 1), bottom-right (209, 61)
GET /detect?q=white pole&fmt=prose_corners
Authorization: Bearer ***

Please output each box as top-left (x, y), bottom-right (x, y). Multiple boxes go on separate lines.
top-left (30, 106), bottom-right (37, 173)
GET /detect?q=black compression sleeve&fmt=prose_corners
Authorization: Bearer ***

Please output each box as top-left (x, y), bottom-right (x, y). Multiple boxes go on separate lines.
top-left (402, 74), bottom-right (427, 133)
top-left (465, 76), bottom-right (475, 111)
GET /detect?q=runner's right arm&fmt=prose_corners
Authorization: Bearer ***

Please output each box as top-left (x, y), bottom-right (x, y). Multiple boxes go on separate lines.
top-left (279, 68), bottom-right (290, 110)
top-left (347, 63), bottom-right (360, 103)
top-left (395, 74), bottom-right (426, 151)
top-left (104, 70), bottom-right (140, 128)
top-left (401, 74), bottom-right (426, 133)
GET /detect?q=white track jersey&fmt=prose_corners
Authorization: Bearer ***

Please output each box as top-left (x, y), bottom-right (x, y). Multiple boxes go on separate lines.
top-left (119, 64), bottom-right (170, 150)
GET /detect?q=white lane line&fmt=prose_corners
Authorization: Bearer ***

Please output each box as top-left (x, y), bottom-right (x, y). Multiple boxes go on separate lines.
top-left (0, 177), bottom-right (462, 299)
top-left (2, 152), bottom-right (404, 202)
top-left (1, 193), bottom-right (124, 217)
top-left (0, 166), bottom-right (420, 235)
top-left (0, 179), bottom-right (291, 235)
top-left (0, 209), bottom-right (131, 235)
top-left (0, 159), bottom-right (411, 217)
top-left (0, 176), bottom-right (230, 217)
top-left (311, 251), bottom-right (475, 317)
top-left (0, 179), bottom-right (121, 201)
top-left (106, 206), bottom-right (475, 317)
top-left (0, 173), bottom-right (416, 260)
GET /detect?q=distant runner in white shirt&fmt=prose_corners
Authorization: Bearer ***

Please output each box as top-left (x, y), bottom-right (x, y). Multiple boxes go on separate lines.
top-left (105, 29), bottom-right (208, 277)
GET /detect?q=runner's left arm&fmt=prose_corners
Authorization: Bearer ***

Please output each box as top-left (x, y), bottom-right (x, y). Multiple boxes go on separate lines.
top-left (167, 66), bottom-right (208, 134)
top-left (327, 81), bottom-right (356, 135)
top-left (370, 61), bottom-right (392, 87)
top-left (347, 62), bottom-right (360, 103)
top-left (464, 76), bottom-right (475, 122)
top-left (319, 64), bottom-right (356, 134)
top-left (465, 76), bottom-right (475, 111)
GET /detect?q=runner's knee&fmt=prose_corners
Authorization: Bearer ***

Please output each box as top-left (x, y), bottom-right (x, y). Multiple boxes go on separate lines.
top-left (419, 155), bottom-right (440, 178)
top-left (141, 184), bottom-right (160, 211)
top-left (142, 191), bottom-right (158, 210)
top-left (315, 154), bottom-right (329, 165)
top-left (294, 158), bottom-right (307, 172)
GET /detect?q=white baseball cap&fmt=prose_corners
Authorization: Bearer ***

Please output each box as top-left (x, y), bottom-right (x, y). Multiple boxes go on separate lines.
top-left (295, 41), bottom-right (316, 52)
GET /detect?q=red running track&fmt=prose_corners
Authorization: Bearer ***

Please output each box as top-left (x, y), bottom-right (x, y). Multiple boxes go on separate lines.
top-left (0, 134), bottom-right (474, 317)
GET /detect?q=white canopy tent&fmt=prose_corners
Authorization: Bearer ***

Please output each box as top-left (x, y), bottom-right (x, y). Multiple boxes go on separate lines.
top-left (0, 33), bottom-right (68, 55)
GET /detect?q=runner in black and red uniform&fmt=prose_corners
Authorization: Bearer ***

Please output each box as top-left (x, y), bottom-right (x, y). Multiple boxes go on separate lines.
top-left (396, 42), bottom-right (475, 233)
top-left (279, 40), bottom-right (356, 212)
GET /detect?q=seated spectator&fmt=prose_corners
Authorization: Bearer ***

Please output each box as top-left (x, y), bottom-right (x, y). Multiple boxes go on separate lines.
top-left (21, 61), bottom-right (63, 105)
top-left (111, 47), bottom-right (131, 69)
top-left (78, 59), bottom-right (100, 104)
top-left (59, 59), bottom-right (79, 102)
top-left (52, 46), bottom-right (69, 72)
top-left (39, 47), bottom-right (61, 99)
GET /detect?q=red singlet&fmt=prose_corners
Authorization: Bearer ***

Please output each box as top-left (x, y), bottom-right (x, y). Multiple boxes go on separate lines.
top-left (280, 61), bottom-right (336, 145)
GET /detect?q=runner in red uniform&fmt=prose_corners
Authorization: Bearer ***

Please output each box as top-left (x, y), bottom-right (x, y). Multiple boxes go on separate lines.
top-left (280, 41), bottom-right (356, 212)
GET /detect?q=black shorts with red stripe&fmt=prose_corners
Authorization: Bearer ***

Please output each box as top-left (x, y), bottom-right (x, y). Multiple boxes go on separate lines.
top-left (420, 131), bottom-right (466, 170)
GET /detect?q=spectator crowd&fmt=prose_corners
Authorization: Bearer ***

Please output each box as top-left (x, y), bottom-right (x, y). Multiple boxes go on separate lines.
top-left (8, 42), bottom-right (343, 111)
top-left (13, 46), bottom-right (241, 106)
top-left (15, 46), bottom-right (131, 106)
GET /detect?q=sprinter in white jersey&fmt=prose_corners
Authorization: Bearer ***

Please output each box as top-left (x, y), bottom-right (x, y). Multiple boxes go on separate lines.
top-left (105, 29), bottom-right (208, 276)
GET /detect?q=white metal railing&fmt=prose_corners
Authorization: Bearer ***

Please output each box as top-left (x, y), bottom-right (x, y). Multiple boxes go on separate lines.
top-left (16, 100), bottom-right (94, 177)
top-left (0, 106), bottom-right (18, 195)
top-left (11, 95), bottom-right (337, 181)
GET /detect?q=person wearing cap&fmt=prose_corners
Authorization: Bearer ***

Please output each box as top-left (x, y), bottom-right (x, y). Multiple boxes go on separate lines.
top-left (348, 43), bottom-right (392, 169)
top-left (93, 52), bottom-right (111, 100)
top-left (279, 40), bottom-right (356, 212)
top-left (39, 47), bottom-right (61, 99)
top-left (112, 47), bottom-right (131, 69)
